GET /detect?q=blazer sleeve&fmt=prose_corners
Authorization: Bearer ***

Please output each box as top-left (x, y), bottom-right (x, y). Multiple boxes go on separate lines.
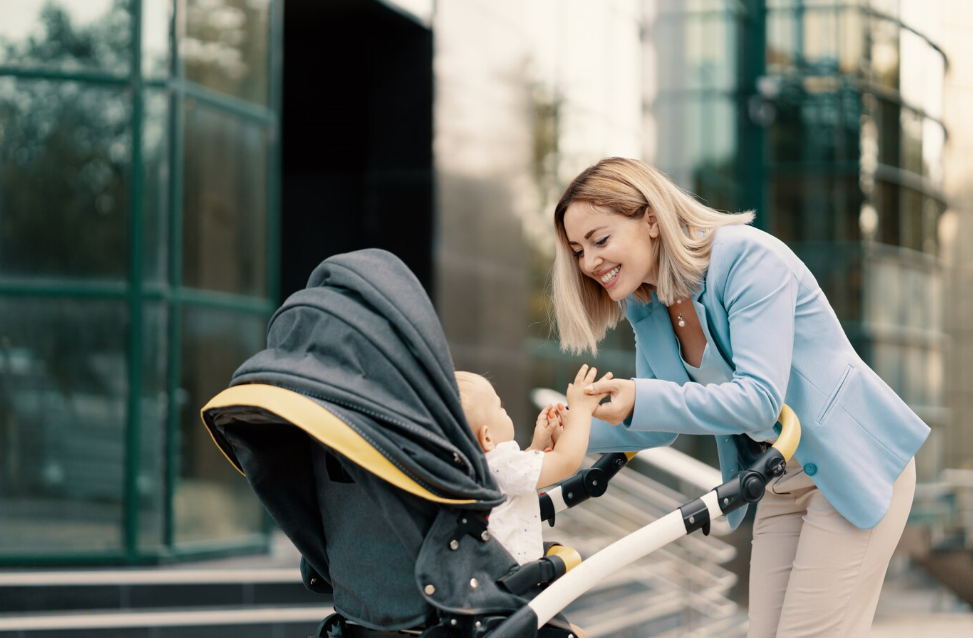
top-left (587, 329), bottom-right (679, 453)
top-left (628, 235), bottom-right (798, 436)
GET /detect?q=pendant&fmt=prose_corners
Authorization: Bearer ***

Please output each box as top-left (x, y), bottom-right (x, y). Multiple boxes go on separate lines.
top-left (677, 315), bottom-right (685, 328)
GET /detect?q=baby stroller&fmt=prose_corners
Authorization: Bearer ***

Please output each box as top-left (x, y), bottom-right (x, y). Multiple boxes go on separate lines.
top-left (200, 249), bottom-right (800, 638)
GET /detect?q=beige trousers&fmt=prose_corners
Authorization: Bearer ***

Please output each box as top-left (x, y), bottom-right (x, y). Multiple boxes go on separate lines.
top-left (748, 456), bottom-right (916, 638)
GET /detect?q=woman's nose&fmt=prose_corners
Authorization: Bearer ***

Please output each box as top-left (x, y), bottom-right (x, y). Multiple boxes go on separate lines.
top-left (583, 253), bottom-right (601, 275)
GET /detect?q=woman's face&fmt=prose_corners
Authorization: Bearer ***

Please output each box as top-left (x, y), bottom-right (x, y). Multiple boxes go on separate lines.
top-left (562, 201), bottom-right (660, 302)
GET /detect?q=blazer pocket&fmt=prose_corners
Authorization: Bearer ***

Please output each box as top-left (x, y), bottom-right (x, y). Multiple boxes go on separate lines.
top-left (817, 364), bottom-right (853, 424)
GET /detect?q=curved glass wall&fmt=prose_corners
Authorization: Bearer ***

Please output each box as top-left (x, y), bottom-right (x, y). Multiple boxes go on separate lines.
top-left (651, 0), bottom-right (947, 438)
top-left (0, 0), bottom-right (281, 564)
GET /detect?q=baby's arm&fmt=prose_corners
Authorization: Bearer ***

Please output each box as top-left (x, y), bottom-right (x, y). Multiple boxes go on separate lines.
top-left (535, 365), bottom-right (607, 489)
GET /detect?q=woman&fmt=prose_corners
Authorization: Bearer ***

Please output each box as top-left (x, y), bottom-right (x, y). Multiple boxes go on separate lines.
top-left (551, 157), bottom-right (928, 637)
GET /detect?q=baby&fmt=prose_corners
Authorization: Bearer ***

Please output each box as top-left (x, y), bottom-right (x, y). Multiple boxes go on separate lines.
top-left (455, 365), bottom-right (608, 565)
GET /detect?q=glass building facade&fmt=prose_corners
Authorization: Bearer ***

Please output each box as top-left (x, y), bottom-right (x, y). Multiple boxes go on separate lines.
top-left (0, 0), bottom-right (957, 566)
top-left (0, 0), bottom-right (281, 564)
top-left (647, 0), bottom-right (948, 471)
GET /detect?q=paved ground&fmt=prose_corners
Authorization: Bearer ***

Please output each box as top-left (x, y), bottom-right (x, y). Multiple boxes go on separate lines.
top-left (870, 556), bottom-right (973, 636)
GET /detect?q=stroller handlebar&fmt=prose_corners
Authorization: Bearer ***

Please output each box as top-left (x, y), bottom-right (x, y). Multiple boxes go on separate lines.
top-left (538, 405), bottom-right (801, 525)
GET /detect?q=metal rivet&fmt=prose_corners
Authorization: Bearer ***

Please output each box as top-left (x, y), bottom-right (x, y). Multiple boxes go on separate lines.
top-left (470, 578), bottom-right (479, 589)
top-left (592, 480), bottom-right (598, 486)
top-left (689, 516), bottom-right (695, 524)
top-left (567, 492), bottom-right (573, 499)
top-left (451, 619), bottom-right (458, 626)
top-left (449, 539), bottom-right (459, 550)
top-left (480, 530), bottom-right (490, 541)
top-left (723, 498), bottom-right (729, 505)
top-left (462, 518), bottom-right (468, 524)
top-left (424, 584), bottom-right (436, 595)
top-left (475, 621), bottom-right (482, 628)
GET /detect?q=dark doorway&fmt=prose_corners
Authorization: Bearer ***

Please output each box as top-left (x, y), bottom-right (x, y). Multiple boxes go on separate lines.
top-left (281, 0), bottom-right (434, 300)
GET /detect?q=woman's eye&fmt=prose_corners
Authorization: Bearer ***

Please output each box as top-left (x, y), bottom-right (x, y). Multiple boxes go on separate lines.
top-left (595, 235), bottom-right (610, 247)
top-left (572, 249), bottom-right (583, 258)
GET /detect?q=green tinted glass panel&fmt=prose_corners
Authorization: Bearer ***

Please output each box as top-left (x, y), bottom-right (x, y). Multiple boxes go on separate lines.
top-left (174, 305), bottom-right (266, 545)
top-left (869, 16), bottom-right (899, 90)
top-left (143, 89), bottom-right (169, 284)
top-left (142, 0), bottom-right (171, 78)
top-left (0, 0), bottom-right (131, 74)
top-left (0, 297), bottom-right (128, 555)
top-left (769, 176), bottom-right (861, 244)
top-left (899, 187), bottom-right (922, 251)
top-left (874, 179), bottom-right (900, 246)
top-left (0, 77), bottom-right (131, 281)
top-left (181, 99), bottom-right (269, 297)
top-left (874, 96), bottom-right (901, 168)
top-left (183, 0), bottom-right (271, 105)
top-left (770, 89), bottom-right (860, 165)
top-left (767, 10), bottom-right (796, 75)
top-left (139, 302), bottom-right (168, 551)
top-left (802, 7), bottom-right (839, 74)
top-left (793, 243), bottom-right (863, 322)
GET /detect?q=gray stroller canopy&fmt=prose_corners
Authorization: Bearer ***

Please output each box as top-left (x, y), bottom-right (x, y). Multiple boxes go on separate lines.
top-left (231, 248), bottom-right (504, 508)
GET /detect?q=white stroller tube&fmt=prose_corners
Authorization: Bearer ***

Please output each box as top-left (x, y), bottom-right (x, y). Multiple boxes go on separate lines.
top-left (530, 491), bottom-right (724, 627)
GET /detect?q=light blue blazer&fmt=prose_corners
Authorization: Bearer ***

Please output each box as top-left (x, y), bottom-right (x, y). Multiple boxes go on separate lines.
top-left (587, 224), bottom-right (929, 530)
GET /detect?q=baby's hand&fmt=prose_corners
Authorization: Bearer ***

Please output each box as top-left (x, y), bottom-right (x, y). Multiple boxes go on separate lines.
top-left (529, 404), bottom-right (562, 452)
top-left (565, 365), bottom-right (610, 415)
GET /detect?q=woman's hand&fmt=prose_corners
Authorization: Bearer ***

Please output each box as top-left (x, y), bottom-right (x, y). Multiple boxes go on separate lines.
top-left (584, 375), bottom-right (635, 425)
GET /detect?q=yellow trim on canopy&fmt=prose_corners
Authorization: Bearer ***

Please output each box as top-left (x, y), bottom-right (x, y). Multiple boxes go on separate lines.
top-left (772, 404), bottom-right (801, 462)
top-left (200, 384), bottom-right (476, 505)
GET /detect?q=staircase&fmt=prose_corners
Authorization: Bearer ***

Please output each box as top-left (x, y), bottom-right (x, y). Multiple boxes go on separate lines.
top-left (0, 562), bottom-right (333, 637)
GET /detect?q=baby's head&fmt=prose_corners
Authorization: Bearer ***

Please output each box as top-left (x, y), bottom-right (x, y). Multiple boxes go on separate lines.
top-left (455, 371), bottom-right (515, 453)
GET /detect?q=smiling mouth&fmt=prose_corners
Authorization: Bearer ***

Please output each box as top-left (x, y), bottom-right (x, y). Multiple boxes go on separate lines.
top-left (599, 266), bottom-right (621, 288)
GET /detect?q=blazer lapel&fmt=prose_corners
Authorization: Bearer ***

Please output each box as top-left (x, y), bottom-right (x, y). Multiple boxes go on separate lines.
top-left (691, 282), bottom-right (735, 372)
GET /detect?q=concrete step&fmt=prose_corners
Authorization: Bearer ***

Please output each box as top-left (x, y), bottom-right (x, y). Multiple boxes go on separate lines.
top-left (0, 605), bottom-right (333, 638)
top-left (0, 568), bottom-right (329, 615)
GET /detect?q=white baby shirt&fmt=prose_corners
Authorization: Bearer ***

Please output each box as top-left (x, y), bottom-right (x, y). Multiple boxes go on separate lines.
top-left (484, 440), bottom-right (545, 565)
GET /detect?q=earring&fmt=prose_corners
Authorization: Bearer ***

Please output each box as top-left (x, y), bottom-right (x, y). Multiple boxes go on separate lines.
top-left (677, 314), bottom-right (686, 328)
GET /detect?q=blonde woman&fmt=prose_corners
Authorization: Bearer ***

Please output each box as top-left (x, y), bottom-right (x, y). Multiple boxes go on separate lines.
top-left (551, 157), bottom-right (928, 637)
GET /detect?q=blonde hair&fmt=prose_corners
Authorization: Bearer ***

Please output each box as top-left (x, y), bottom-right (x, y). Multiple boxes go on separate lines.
top-left (552, 157), bottom-right (754, 355)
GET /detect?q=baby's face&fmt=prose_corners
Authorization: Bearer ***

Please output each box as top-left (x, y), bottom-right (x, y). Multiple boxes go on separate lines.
top-left (468, 377), bottom-right (515, 449)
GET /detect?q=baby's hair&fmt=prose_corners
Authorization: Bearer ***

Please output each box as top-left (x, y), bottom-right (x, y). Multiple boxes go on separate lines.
top-left (455, 371), bottom-right (488, 432)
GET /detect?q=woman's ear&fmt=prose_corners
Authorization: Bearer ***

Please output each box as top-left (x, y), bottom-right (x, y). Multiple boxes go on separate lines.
top-left (477, 425), bottom-right (495, 452)
top-left (645, 211), bottom-right (660, 238)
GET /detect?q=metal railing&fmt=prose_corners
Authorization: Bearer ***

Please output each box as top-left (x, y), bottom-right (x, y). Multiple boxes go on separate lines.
top-left (542, 453), bottom-right (747, 637)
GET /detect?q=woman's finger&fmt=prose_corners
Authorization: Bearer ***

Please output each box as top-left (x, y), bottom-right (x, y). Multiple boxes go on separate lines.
top-left (584, 379), bottom-right (614, 395)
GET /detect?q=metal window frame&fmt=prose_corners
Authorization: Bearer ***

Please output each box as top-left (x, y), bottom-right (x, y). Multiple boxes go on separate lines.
top-left (0, 0), bottom-right (281, 565)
